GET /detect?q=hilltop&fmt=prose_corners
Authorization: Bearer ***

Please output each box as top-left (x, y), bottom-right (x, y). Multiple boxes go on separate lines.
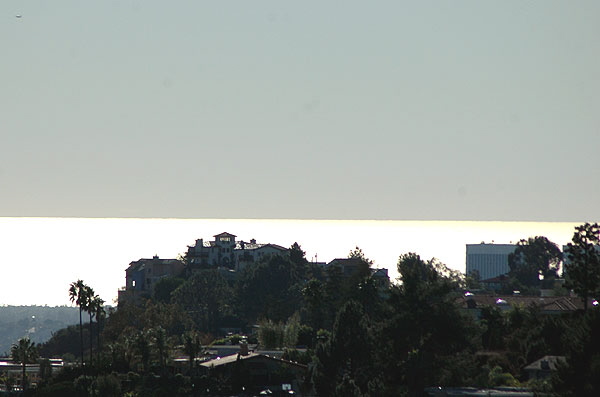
top-left (0, 305), bottom-right (80, 354)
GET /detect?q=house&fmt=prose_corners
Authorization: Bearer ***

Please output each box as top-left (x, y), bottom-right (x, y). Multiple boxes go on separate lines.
top-left (118, 232), bottom-right (289, 304)
top-left (458, 294), bottom-right (587, 318)
top-left (425, 386), bottom-right (533, 396)
top-left (322, 258), bottom-right (390, 287)
top-left (118, 255), bottom-right (184, 304)
top-left (186, 232), bottom-right (288, 271)
top-left (480, 274), bottom-right (510, 291)
top-left (524, 355), bottom-right (564, 380)
top-left (199, 346), bottom-right (308, 395)
top-left (0, 358), bottom-right (64, 387)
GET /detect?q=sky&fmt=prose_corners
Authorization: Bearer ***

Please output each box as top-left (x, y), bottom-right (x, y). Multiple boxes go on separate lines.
top-left (2, 1), bottom-right (600, 221)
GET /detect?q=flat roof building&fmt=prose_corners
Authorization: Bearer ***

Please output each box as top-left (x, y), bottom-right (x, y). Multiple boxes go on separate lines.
top-left (466, 243), bottom-right (516, 281)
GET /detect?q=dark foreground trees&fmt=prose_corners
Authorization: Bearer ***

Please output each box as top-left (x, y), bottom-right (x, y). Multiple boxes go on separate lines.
top-left (172, 269), bottom-right (232, 332)
top-left (508, 236), bottom-right (562, 290)
top-left (381, 253), bottom-right (477, 394)
top-left (68, 280), bottom-right (92, 368)
top-left (11, 337), bottom-right (38, 391)
top-left (33, 226), bottom-right (600, 395)
top-left (310, 252), bottom-right (478, 396)
top-left (554, 309), bottom-right (600, 396)
top-left (564, 222), bottom-right (600, 310)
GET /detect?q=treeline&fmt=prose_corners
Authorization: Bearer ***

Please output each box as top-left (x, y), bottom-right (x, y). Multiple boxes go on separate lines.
top-left (24, 222), bottom-right (600, 395)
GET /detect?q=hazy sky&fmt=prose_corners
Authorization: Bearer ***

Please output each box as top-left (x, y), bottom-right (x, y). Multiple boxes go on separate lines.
top-left (2, 1), bottom-right (599, 221)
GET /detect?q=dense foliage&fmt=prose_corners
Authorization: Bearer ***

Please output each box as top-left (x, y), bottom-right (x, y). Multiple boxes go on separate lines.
top-left (21, 225), bottom-right (600, 395)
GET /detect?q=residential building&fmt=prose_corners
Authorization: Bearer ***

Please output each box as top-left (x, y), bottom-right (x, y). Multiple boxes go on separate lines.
top-left (199, 348), bottom-right (307, 395)
top-left (118, 232), bottom-right (289, 304)
top-left (466, 243), bottom-right (516, 281)
top-left (118, 255), bottom-right (184, 304)
top-left (458, 293), bottom-right (587, 319)
top-left (425, 387), bottom-right (533, 396)
top-left (524, 355), bottom-right (564, 381)
top-left (186, 232), bottom-right (288, 271)
top-left (0, 358), bottom-right (64, 386)
top-left (322, 258), bottom-right (390, 287)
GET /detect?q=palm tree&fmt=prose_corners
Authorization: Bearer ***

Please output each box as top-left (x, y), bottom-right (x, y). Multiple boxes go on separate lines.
top-left (82, 285), bottom-right (96, 366)
top-left (11, 337), bottom-right (38, 391)
top-left (91, 295), bottom-right (106, 363)
top-left (69, 279), bottom-right (91, 368)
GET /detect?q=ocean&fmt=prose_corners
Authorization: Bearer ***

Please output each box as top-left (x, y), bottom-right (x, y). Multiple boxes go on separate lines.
top-left (0, 217), bottom-right (580, 306)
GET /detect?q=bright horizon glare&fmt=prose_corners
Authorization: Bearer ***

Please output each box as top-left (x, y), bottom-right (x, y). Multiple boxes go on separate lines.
top-left (0, 217), bottom-right (581, 307)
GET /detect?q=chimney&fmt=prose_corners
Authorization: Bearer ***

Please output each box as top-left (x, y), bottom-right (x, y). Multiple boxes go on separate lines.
top-left (239, 340), bottom-right (249, 356)
top-left (541, 359), bottom-right (550, 370)
top-left (250, 239), bottom-right (256, 244)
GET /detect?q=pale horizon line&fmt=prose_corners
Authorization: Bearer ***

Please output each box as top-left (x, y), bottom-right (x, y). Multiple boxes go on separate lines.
top-left (0, 216), bottom-right (588, 225)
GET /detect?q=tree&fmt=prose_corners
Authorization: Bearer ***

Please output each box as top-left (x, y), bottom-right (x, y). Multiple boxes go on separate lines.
top-left (172, 270), bottom-right (232, 332)
top-left (152, 276), bottom-right (185, 304)
top-left (302, 279), bottom-right (327, 330)
top-left (311, 300), bottom-right (377, 396)
top-left (554, 310), bottom-right (600, 396)
top-left (348, 246), bottom-right (373, 265)
top-left (508, 236), bottom-right (562, 289)
top-left (90, 295), bottom-right (106, 363)
top-left (235, 255), bottom-right (302, 323)
top-left (397, 252), bottom-right (463, 298)
top-left (92, 374), bottom-right (122, 397)
top-left (182, 330), bottom-right (202, 372)
top-left (151, 326), bottom-right (168, 373)
top-left (82, 285), bottom-right (96, 366)
top-left (289, 242), bottom-right (307, 279)
top-left (134, 329), bottom-right (151, 373)
top-left (564, 223), bottom-right (600, 310)
top-left (11, 337), bottom-right (38, 391)
top-left (257, 319), bottom-right (284, 349)
top-left (380, 253), bottom-right (476, 394)
top-left (347, 247), bottom-right (374, 285)
top-left (38, 358), bottom-right (52, 382)
top-left (69, 279), bottom-right (92, 368)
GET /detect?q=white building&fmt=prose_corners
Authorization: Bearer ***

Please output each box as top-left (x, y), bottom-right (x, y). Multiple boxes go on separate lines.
top-left (186, 232), bottom-right (288, 271)
top-left (466, 243), bottom-right (516, 281)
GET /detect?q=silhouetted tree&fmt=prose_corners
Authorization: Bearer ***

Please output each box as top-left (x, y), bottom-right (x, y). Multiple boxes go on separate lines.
top-left (69, 279), bottom-right (91, 368)
top-left (183, 331), bottom-right (202, 372)
top-left (302, 278), bottom-right (327, 330)
top-left (11, 337), bottom-right (38, 391)
top-left (91, 295), bottom-right (106, 363)
top-left (311, 300), bottom-right (377, 396)
top-left (508, 236), bottom-right (562, 289)
top-left (564, 223), bottom-right (600, 310)
top-left (82, 285), bottom-right (96, 366)
top-left (377, 253), bottom-right (475, 394)
top-left (554, 310), bottom-right (600, 396)
top-left (151, 326), bottom-right (168, 373)
top-left (152, 276), bottom-right (185, 304)
top-left (172, 270), bottom-right (232, 332)
top-left (134, 329), bottom-right (151, 373)
top-left (236, 255), bottom-right (301, 323)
